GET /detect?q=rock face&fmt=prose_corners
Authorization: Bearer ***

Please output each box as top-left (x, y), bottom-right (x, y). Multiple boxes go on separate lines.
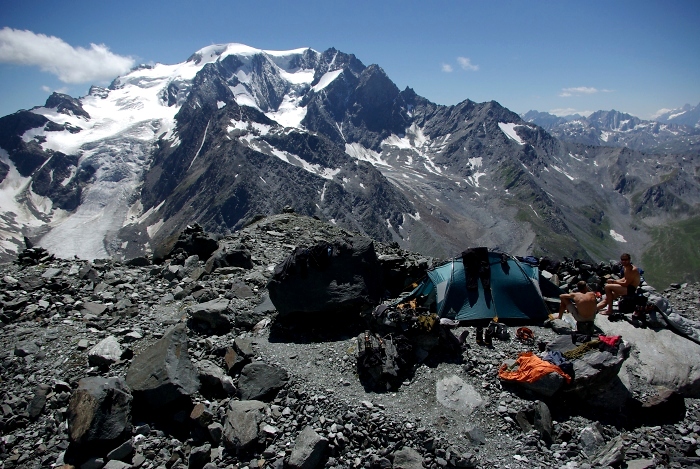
top-left (125, 323), bottom-right (200, 410)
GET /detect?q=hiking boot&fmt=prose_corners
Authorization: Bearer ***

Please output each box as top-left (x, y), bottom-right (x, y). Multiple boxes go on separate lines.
top-left (484, 328), bottom-right (493, 346)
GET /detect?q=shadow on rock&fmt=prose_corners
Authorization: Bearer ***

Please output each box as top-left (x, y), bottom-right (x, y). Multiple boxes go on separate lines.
top-left (268, 311), bottom-right (367, 344)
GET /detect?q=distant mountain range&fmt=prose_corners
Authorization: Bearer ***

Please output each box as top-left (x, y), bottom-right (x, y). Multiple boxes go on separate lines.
top-left (1, 44), bottom-right (699, 286)
top-left (522, 104), bottom-right (700, 154)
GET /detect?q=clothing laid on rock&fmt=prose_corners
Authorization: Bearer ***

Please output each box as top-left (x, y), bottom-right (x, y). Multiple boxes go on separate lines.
top-left (498, 351), bottom-right (572, 384)
top-left (541, 350), bottom-right (574, 378)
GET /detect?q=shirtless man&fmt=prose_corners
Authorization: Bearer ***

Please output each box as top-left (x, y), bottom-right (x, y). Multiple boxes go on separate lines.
top-left (558, 280), bottom-right (598, 335)
top-left (597, 253), bottom-right (641, 315)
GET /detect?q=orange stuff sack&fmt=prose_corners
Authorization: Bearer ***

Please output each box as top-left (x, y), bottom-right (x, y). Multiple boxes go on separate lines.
top-left (498, 351), bottom-right (572, 384)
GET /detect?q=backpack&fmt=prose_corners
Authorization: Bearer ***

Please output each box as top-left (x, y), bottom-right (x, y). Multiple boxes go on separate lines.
top-left (618, 294), bottom-right (647, 315)
top-left (356, 331), bottom-right (411, 391)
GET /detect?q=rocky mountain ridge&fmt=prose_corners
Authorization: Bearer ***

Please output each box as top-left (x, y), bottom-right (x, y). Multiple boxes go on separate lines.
top-left (654, 102), bottom-right (700, 129)
top-left (1, 43), bottom-right (699, 287)
top-left (522, 108), bottom-right (700, 154)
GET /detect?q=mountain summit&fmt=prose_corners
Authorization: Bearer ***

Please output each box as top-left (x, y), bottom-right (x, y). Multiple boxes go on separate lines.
top-left (1, 43), bottom-right (699, 286)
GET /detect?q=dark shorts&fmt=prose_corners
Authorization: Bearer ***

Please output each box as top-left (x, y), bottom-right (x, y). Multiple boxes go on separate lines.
top-left (627, 285), bottom-right (637, 295)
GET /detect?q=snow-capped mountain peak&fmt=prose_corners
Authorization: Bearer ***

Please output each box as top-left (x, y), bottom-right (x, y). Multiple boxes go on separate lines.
top-left (1, 42), bottom-right (699, 286)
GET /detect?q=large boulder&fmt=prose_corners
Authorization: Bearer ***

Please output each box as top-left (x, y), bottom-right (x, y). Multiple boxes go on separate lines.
top-left (156, 223), bottom-right (219, 263)
top-left (267, 236), bottom-right (383, 316)
top-left (596, 302), bottom-right (700, 397)
top-left (205, 245), bottom-right (254, 273)
top-left (125, 323), bottom-right (200, 411)
top-left (67, 377), bottom-right (132, 446)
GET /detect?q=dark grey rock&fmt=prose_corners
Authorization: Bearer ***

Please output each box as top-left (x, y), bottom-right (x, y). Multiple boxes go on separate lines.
top-left (103, 460), bottom-right (131, 469)
top-left (229, 280), bottom-right (254, 299)
top-left (67, 376), bottom-right (132, 445)
top-left (579, 425), bottom-right (605, 457)
top-left (88, 335), bottom-right (123, 367)
top-left (106, 439), bottom-right (134, 462)
top-left (222, 400), bottom-right (268, 454)
top-left (237, 362), bottom-right (289, 401)
top-left (208, 422), bottom-right (224, 445)
top-left (287, 425), bottom-right (328, 469)
top-left (197, 360), bottom-right (236, 398)
top-left (392, 447), bottom-right (424, 469)
top-left (81, 301), bottom-right (108, 316)
top-left (188, 443), bottom-right (211, 469)
top-left (592, 435), bottom-right (626, 467)
top-left (125, 323), bottom-right (200, 411)
top-left (224, 346), bottom-right (247, 376)
top-left (188, 298), bottom-right (232, 335)
top-left (14, 340), bottom-right (39, 357)
top-left (26, 383), bottom-right (50, 419)
top-left (532, 400), bottom-right (553, 446)
top-left (267, 236), bottom-right (383, 316)
top-left (205, 247), bottom-right (253, 273)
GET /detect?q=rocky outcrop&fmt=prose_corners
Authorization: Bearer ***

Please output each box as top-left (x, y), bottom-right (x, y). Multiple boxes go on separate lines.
top-left (267, 236), bottom-right (383, 316)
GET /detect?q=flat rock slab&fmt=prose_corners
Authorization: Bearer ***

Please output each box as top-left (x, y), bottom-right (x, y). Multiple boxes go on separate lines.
top-left (435, 375), bottom-right (487, 416)
top-left (595, 315), bottom-right (700, 397)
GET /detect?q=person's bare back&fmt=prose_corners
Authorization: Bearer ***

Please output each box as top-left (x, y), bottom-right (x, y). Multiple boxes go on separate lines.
top-left (568, 291), bottom-right (598, 321)
top-left (559, 281), bottom-right (598, 322)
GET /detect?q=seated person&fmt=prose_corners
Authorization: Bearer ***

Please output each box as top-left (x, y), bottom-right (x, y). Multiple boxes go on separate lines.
top-left (558, 280), bottom-right (598, 336)
top-left (597, 253), bottom-right (641, 315)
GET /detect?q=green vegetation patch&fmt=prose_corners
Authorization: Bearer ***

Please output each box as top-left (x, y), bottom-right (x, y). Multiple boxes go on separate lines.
top-left (642, 215), bottom-right (700, 289)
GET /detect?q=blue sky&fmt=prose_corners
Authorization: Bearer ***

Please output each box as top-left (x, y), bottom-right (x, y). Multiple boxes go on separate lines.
top-left (1, 0), bottom-right (699, 119)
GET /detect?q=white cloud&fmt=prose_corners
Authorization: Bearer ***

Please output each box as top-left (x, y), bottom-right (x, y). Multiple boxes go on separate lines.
top-left (441, 63), bottom-right (453, 73)
top-left (549, 108), bottom-right (592, 117)
top-left (42, 85), bottom-right (69, 94)
top-left (0, 27), bottom-right (135, 83)
top-left (457, 57), bottom-right (479, 71)
top-left (651, 108), bottom-right (673, 119)
top-left (559, 86), bottom-right (613, 97)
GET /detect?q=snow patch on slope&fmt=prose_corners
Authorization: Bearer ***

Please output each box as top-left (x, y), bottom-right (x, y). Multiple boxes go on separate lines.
top-left (0, 150), bottom-right (46, 255)
top-left (498, 122), bottom-right (526, 145)
top-left (610, 230), bottom-right (627, 242)
top-left (381, 124), bottom-right (442, 174)
top-left (312, 69), bottom-right (343, 92)
top-left (345, 143), bottom-right (389, 167)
